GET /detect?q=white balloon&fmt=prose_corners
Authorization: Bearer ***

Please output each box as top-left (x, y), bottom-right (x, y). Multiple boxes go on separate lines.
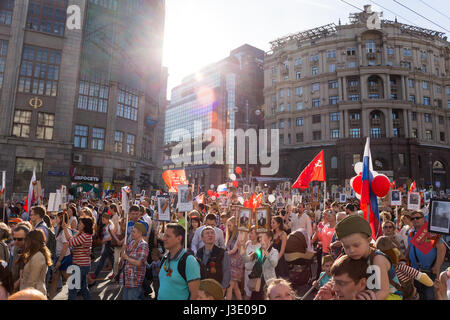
top-left (238, 196), bottom-right (244, 205)
top-left (211, 196), bottom-right (216, 201)
top-left (229, 174), bottom-right (236, 181)
top-left (210, 184), bottom-right (214, 189)
top-left (354, 162), bottom-right (363, 175)
top-left (268, 194), bottom-right (276, 203)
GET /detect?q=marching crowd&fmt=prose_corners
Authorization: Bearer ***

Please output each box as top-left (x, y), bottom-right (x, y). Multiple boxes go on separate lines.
top-left (0, 190), bottom-right (449, 301)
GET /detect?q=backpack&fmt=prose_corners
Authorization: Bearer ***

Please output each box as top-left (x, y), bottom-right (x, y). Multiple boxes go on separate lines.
top-left (161, 249), bottom-right (207, 282)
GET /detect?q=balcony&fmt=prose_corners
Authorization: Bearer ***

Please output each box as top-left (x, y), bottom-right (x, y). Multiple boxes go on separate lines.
top-left (350, 119), bottom-right (361, 126)
top-left (371, 119), bottom-right (381, 126)
top-left (366, 52), bottom-right (377, 59)
top-left (393, 119), bottom-right (401, 126)
top-left (347, 86), bottom-right (360, 93)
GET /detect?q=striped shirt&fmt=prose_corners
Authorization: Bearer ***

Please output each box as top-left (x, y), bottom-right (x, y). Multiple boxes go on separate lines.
top-left (68, 233), bottom-right (92, 267)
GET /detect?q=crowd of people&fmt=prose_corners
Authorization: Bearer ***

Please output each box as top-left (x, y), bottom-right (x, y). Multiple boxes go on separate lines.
top-left (0, 189), bottom-right (449, 301)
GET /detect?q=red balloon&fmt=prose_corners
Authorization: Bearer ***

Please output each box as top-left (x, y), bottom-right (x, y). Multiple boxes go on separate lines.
top-left (352, 174), bottom-right (362, 194)
top-left (207, 190), bottom-right (213, 196)
top-left (235, 166), bottom-right (242, 175)
top-left (371, 175), bottom-right (391, 197)
top-left (232, 180), bottom-right (238, 188)
top-left (215, 192), bottom-right (220, 198)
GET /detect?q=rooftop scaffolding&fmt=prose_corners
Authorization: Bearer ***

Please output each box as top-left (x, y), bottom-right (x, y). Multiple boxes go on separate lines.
top-left (269, 23), bottom-right (337, 50)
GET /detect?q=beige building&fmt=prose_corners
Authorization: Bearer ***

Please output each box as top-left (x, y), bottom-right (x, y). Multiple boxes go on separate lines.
top-left (264, 5), bottom-right (450, 190)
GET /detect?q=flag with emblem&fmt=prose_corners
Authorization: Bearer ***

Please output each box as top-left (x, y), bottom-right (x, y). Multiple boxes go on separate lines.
top-left (409, 181), bottom-right (416, 193)
top-left (291, 150), bottom-right (326, 189)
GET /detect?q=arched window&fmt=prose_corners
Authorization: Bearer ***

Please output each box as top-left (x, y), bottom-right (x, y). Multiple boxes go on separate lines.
top-left (433, 161), bottom-right (444, 170)
top-left (331, 156), bottom-right (338, 169)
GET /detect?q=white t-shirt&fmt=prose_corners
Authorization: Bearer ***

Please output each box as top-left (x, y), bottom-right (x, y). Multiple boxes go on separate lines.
top-left (56, 230), bottom-right (71, 258)
top-left (142, 214), bottom-right (152, 232)
top-left (245, 242), bottom-right (261, 271)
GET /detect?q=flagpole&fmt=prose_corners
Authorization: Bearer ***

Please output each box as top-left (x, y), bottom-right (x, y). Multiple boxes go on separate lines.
top-left (2, 171), bottom-right (5, 223)
top-left (323, 181), bottom-right (326, 210)
top-left (185, 211), bottom-right (188, 250)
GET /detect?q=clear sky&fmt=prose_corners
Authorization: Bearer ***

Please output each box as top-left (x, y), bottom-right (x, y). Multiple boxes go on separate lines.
top-left (162, 0), bottom-right (450, 98)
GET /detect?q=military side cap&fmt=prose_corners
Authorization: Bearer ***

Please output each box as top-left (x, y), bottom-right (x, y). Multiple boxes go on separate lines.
top-left (335, 215), bottom-right (372, 239)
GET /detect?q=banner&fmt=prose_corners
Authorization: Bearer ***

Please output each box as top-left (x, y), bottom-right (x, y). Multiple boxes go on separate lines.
top-left (162, 169), bottom-right (188, 193)
top-left (410, 222), bottom-right (436, 255)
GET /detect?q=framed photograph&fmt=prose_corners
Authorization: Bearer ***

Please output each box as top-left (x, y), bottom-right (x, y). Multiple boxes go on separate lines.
top-left (407, 192), bottom-right (421, 211)
top-left (255, 207), bottom-right (271, 233)
top-left (255, 185), bottom-right (261, 194)
top-left (424, 191), bottom-right (431, 204)
top-left (237, 206), bottom-right (252, 231)
top-left (391, 190), bottom-right (402, 206)
top-left (157, 196), bottom-right (171, 221)
top-left (440, 190), bottom-right (445, 197)
top-left (428, 199), bottom-right (450, 234)
top-left (243, 184), bottom-right (250, 194)
top-left (229, 205), bottom-right (239, 218)
top-left (339, 193), bottom-right (347, 203)
top-left (284, 181), bottom-right (290, 191)
top-left (220, 197), bottom-right (229, 208)
top-left (312, 185), bottom-right (319, 201)
top-left (177, 184), bottom-right (193, 212)
top-left (276, 195), bottom-right (285, 208)
top-left (446, 189), bottom-right (450, 196)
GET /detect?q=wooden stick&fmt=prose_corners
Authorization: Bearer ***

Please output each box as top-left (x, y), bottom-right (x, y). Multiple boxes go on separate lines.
top-left (300, 271), bottom-right (327, 300)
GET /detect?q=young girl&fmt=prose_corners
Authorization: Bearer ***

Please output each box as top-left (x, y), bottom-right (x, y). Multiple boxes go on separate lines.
top-left (20, 230), bottom-right (52, 296)
top-left (147, 248), bottom-right (161, 299)
top-left (265, 278), bottom-right (298, 300)
top-left (251, 231), bottom-right (279, 300)
top-left (48, 211), bottom-right (72, 299)
top-left (271, 216), bottom-right (288, 279)
top-left (225, 216), bottom-right (244, 300)
top-left (240, 225), bottom-right (261, 300)
top-left (334, 215), bottom-right (402, 300)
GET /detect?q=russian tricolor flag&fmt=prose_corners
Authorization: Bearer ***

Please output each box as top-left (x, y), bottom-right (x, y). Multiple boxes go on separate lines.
top-left (360, 138), bottom-right (381, 240)
top-left (217, 184), bottom-right (227, 195)
top-left (23, 168), bottom-right (36, 214)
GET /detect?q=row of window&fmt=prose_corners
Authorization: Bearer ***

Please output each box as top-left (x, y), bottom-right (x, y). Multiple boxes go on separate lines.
top-left (12, 110), bottom-right (54, 140)
top-left (275, 110), bottom-right (447, 128)
top-left (278, 128), bottom-right (445, 143)
top-left (74, 125), bottom-right (136, 155)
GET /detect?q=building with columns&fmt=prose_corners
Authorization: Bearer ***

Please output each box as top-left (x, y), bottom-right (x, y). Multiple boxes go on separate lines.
top-left (264, 5), bottom-right (450, 190)
top-left (0, 0), bottom-right (166, 199)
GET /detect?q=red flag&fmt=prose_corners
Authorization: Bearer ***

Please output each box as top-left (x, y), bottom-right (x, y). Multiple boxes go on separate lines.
top-left (409, 181), bottom-right (416, 193)
top-left (292, 150), bottom-right (326, 189)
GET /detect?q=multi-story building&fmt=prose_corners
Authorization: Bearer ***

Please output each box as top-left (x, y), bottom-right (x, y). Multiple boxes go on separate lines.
top-left (264, 5), bottom-right (450, 190)
top-left (163, 44), bottom-right (264, 191)
top-left (0, 0), bottom-right (166, 198)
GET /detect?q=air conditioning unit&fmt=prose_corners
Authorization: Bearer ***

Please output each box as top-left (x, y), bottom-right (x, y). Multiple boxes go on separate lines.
top-left (73, 154), bottom-right (82, 163)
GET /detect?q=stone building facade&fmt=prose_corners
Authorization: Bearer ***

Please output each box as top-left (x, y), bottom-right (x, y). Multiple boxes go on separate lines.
top-left (0, 0), bottom-right (166, 198)
top-left (264, 5), bottom-right (450, 191)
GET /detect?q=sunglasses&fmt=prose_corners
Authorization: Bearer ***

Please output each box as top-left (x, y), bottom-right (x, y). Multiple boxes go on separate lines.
top-left (13, 238), bottom-right (24, 241)
top-left (410, 216), bottom-right (423, 221)
top-left (383, 226), bottom-right (394, 229)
